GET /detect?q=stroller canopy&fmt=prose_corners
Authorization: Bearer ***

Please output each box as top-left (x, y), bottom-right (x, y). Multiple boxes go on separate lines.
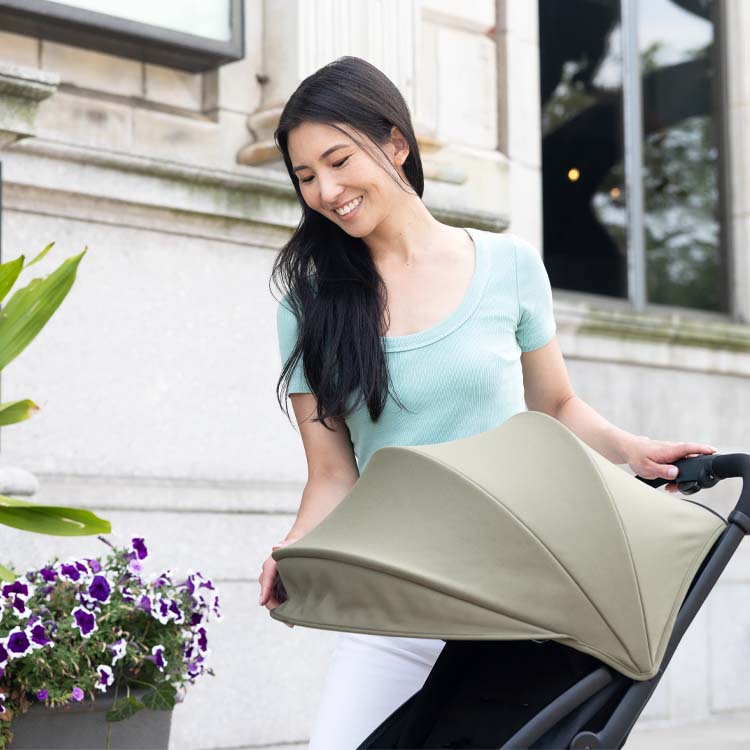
top-left (271, 411), bottom-right (725, 680)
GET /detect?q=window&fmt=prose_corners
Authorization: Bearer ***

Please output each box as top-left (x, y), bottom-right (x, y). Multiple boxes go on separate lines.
top-left (0, 0), bottom-right (244, 72)
top-left (538, 0), bottom-right (727, 313)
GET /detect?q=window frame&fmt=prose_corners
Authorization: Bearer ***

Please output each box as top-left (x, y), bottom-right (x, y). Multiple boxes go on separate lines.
top-left (0, 0), bottom-right (244, 72)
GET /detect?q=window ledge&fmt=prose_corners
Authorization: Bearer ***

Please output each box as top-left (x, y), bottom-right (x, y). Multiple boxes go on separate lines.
top-left (554, 293), bottom-right (750, 376)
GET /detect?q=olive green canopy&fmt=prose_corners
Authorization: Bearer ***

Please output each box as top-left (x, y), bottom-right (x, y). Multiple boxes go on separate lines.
top-left (271, 411), bottom-right (725, 680)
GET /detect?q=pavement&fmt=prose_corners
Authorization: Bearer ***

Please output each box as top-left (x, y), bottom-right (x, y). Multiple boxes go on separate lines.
top-left (626, 710), bottom-right (750, 749)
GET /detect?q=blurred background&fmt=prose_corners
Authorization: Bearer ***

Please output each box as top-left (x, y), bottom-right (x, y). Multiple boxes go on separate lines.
top-left (0, 1), bottom-right (747, 748)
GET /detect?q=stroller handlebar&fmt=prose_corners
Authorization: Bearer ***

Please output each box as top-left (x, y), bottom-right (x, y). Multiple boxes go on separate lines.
top-left (637, 452), bottom-right (750, 532)
top-left (635, 453), bottom-right (720, 494)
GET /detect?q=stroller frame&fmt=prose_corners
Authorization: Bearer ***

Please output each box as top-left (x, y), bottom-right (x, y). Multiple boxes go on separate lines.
top-left (357, 451), bottom-right (750, 750)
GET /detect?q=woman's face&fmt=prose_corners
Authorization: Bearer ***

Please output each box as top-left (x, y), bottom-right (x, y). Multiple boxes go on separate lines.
top-left (287, 121), bottom-right (408, 237)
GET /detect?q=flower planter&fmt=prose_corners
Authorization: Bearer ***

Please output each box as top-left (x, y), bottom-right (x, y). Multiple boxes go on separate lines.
top-left (8, 687), bottom-right (172, 750)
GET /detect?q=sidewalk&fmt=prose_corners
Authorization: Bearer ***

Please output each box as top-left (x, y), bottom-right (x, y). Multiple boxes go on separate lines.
top-left (627, 710), bottom-right (750, 749)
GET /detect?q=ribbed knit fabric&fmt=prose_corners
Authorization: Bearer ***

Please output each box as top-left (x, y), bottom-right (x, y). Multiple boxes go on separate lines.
top-left (276, 227), bottom-right (556, 472)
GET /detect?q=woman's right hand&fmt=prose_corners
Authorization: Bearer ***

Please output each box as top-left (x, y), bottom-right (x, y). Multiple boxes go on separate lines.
top-left (259, 537), bottom-right (300, 627)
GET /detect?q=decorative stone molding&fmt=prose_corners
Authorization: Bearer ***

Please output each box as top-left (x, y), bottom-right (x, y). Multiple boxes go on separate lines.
top-left (0, 465), bottom-right (39, 496)
top-left (0, 63), bottom-right (59, 149)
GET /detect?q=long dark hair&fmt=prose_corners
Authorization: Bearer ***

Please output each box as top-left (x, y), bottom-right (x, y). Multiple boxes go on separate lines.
top-left (270, 56), bottom-right (425, 430)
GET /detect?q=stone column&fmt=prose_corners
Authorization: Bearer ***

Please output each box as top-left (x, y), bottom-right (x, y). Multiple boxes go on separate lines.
top-left (725, 0), bottom-right (750, 325)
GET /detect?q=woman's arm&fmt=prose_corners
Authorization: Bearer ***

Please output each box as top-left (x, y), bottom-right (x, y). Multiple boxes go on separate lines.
top-left (520, 337), bottom-right (717, 485)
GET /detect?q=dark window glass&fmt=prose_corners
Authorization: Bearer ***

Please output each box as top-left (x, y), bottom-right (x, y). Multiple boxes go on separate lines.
top-left (640, 0), bottom-right (725, 311)
top-left (539, 0), bottom-right (628, 298)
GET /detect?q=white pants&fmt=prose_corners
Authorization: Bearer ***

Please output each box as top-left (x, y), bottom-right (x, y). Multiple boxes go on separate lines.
top-left (308, 631), bottom-right (446, 750)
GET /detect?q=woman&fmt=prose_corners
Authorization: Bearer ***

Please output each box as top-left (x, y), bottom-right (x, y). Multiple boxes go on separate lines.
top-left (258, 56), bottom-right (716, 749)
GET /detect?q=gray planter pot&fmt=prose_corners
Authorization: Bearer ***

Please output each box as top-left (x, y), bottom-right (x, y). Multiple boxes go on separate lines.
top-left (9, 687), bottom-right (172, 749)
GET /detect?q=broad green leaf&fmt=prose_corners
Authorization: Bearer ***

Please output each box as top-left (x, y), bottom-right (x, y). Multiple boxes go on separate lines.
top-left (24, 242), bottom-right (55, 270)
top-left (0, 562), bottom-right (18, 582)
top-left (0, 249), bottom-right (87, 371)
top-left (106, 696), bottom-right (144, 722)
top-left (0, 398), bottom-right (39, 426)
top-left (0, 256), bottom-right (25, 304)
top-left (0, 495), bottom-right (111, 536)
top-left (141, 683), bottom-right (177, 711)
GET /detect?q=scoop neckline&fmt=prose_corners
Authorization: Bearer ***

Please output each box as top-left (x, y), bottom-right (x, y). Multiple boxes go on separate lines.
top-left (382, 226), bottom-right (489, 352)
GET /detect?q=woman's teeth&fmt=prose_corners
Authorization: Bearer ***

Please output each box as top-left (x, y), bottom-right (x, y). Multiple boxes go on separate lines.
top-left (335, 196), bottom-right (363, 216)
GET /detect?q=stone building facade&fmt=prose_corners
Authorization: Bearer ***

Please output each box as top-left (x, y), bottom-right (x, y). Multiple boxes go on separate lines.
top-left (0, 1), bottom-right (747, 748)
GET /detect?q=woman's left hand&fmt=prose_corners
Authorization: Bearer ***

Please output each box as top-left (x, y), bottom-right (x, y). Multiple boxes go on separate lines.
top-left (623, 435), bottom-right (718, 493)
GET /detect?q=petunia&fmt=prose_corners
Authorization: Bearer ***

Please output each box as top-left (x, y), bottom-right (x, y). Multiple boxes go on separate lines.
top-left (127, 559), bottom-right (143, 576)
top-left (136, 594), bottom-right (152, 614)
top-left (95, 664), bottom-right (114, 692)
top-left (71, 607), bottom-right (98, 639)
top-left (109, 638), bottom-right (128, 665)
top-left (10, 594), bottom-right (29, 618)
top-left (167, 599), bottom-right (185, 624)
top-left (0, 692), bottom-right (5, 714)
top-left (39, 566), bottom-right (57, 583)
top-left (150, 644), bottom-right (167, 672)
top-left (59, 563), bottom-right (82, 582)
top-left (88, 575), bottom-right (112, 604)
top-left (36, 688), bottom-right (48, 701)
top-left (194, 627), bottom-right (208, 654)
top-left (29, 620), bottom-right (52, 649)
top-left (7, 627), bottom-right (33, 658)
top-left (85, 558), bottom-right (102, 574)
top-left (70, 686), bottom-right (84, 702)
top-left (0, 640), bottom-right (8, 667)
top-left (131, 538), bottom-right (148, 560)
top-left (2, 579), bottom-right (33, 600)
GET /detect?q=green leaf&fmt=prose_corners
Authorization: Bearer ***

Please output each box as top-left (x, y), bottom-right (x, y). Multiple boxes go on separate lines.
top-left (106, 696), bottom-right (144, 722)
top-left (141, 683), bottom-right (177, 712)
top-left (0, 398), bottom-right (39, 426)
top-left (0, 562), bottom-right (18, 582)
top-left (0, 256), bottom-right (25, 304)
top-left (24, 242), bottom-right (55, 270)
top-left (0, 249), bottom-right (87, 371)
top-left (0, 495), bottom-right (111, 536)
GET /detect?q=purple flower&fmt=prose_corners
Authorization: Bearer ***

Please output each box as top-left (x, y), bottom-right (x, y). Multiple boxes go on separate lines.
top-left (0, 692), bottom-right (5, 714)
top-left (10, 594), bottom-right (29, 617)
top-left (71, 607), bottom-right (98, 639)
top-left (2, 579), bottom-right (33, 600)
top-left (59, 563), bottom-right (82, 582)
top-left (149, 570), bottom-right (173, 589)
top-left (136, 594), bottom-right (152, 614)
top-left (131, 538), bottom-right (148, 560)
top-left (39, 567), bottom-right (58, 583)
top-left (152, 596), bottom-right (172, 625)
top-left (109, 638), bottom-right (127, 665)
top-left (7, 627), bottom-right (33, 658)
top-left (36, 688), bottom-right (48, 701)
top-left (0, 641), bottom-right (8, 667)
top-left (95, 664), bottom-right (114, 692)
top-left (85, 558), bottom-right (102, 574)
top-left (189, 611), bottom-right (203, 627)
top-left (149, 644), bottom-right (167, 672)
top-left (120, 585), bottom-right (137, 603)
top-left (211, 593), bottom-right (222, 621)
top-left (127, 559), bottom-right (143, 576)
top-left (70, 686), bottom-right (84, 702)
top-left (88, 575), bottom-right (112, 604)
top-left (168, 599), bottom-right (185, 624)
top-left (29, 620), bottom-right (52, 649)
top-left (194, 627), bottom-right (208, 654)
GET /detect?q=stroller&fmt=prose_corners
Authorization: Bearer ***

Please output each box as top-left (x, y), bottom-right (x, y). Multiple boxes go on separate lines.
top-left (271, 411), bottom-right (748, 749)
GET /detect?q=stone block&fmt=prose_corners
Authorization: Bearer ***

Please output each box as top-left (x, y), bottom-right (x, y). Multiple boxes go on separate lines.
top-left (33, 89), bottom-right (133, 150)
top-left (0, 30), bottom-right (39, 68)
top-left (144, 64), bottom-right (203, 111)
top-left (436, 26), bottom-right (497, 148)
top-left (41, 40), bottom-right (142, 97)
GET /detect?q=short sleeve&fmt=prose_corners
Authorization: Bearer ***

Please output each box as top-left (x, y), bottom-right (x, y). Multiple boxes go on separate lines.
top-left (276, 296), bottom-right (312, 394)
top-left (513, 235), bottom-right (557, 352)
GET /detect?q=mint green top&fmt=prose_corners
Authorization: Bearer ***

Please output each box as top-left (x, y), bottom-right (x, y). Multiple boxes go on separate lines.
top-left (275, 228), bottom-right (556, 473)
